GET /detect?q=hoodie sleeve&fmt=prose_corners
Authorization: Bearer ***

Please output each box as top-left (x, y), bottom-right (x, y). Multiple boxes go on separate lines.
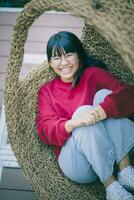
top-left (36, 86), bottom-right (70, 147)
top-left (93, 67), bottom-right (134, 118)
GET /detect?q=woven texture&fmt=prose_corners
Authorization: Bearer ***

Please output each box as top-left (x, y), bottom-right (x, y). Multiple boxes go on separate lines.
top-left (4, 0), bottom-right (134, 200)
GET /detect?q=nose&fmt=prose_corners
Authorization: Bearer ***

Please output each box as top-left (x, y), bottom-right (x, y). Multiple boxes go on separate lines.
top-left (60, 55), bottom-right (69, 65)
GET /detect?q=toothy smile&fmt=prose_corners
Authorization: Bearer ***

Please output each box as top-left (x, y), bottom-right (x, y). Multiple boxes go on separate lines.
top-left (61, 67), bottom-right (72, 74)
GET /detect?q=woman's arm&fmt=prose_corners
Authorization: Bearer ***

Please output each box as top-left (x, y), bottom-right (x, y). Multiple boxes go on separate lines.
top-left (93, 67), bottom-right (134, 118)
top-left (36, 87), bottom-right (70, 147)
top-left (65, 104), bottom-right (107, 133)
top-left (36, 84), bottom-right (106, 143)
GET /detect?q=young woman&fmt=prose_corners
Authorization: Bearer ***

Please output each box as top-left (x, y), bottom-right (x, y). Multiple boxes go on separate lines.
top-left (36, 31), bottom-right (134, 200)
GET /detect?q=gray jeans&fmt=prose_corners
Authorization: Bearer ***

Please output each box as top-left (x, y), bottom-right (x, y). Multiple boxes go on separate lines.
top-left (58, 89), bottom-right (134, 183)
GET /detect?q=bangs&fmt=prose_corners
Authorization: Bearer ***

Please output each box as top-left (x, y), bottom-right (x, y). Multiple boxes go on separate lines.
top-left (51, 37), bottom-right (76, 58)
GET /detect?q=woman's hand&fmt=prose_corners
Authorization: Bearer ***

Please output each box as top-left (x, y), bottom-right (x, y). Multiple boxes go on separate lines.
top-left (65, 112), bottom-right (96, 134)
top-left (65, 105), bottom-right (107, 133)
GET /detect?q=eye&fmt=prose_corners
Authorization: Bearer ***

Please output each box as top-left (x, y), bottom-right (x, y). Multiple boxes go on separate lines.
top-left (52, 56), bottom-right (61, 61)
top-left (66, 53), bottom-right (74, 57)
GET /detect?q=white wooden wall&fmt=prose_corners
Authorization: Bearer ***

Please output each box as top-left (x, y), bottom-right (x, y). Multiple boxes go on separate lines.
top-left (0, 9), bottom-right (84, 114)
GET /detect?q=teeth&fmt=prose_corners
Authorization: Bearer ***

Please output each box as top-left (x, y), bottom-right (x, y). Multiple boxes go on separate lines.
top-left (61, 68), bottom-right (71, 73)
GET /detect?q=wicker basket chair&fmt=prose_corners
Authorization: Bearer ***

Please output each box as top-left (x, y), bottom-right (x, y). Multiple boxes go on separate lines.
top-left (4, 0), bottom-right (134, 200)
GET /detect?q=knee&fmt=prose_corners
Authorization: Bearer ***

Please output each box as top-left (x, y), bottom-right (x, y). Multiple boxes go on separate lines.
top-left (93, 89), bottom-right (112, 106)
top-left (72, 105), bottom-right (94, 119)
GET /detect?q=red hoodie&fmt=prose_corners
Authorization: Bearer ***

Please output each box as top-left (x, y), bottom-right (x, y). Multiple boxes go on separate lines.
top-left (36, 66), bottom-right (134, 159)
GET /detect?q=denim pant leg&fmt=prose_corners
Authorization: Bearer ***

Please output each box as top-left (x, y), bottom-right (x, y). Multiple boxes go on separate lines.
top-left (58, 104), bottom-right (116, 183)
top-left (58, 89), bottom-right (134, 184)
top-left (94, 89), bottom-right (134, 163)
top-left (58, 131), bottom-right (98, 184)
top-left (72, 108), bottom-right (116, 183)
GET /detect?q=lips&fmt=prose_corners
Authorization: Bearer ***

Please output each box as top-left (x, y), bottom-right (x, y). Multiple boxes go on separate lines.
top-left (61, 67), bottom-right (72, 74)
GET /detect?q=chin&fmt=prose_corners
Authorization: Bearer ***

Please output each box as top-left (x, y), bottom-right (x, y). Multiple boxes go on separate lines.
top-left (61, 73), bottom-right (72, 77)
top-left (61, 75), bottom-right (73, 82)
top-left (62, 75), bottom-right (73, 79)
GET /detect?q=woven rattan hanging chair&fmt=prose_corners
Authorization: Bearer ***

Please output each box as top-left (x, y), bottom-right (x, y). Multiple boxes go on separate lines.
top-left (4, 0), bottom-right (134, 199)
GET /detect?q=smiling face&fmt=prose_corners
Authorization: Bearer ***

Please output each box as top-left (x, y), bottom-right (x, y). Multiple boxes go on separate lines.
top-left (50, 49), bottom-right (80, 82)
top-left (46, 32), bottom-right (84, 83)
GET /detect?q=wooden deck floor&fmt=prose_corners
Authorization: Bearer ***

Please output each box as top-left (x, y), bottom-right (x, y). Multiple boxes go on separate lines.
top-left (0, 167), bottom-right (38, 200)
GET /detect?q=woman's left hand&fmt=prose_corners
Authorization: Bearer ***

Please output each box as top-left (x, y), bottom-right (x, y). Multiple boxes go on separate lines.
top-left (84, 105), bottom-right (107, 125)
top-left (83, 109), bottom-right (99, 125)
top-left (91, 105), bottom-right (107, 122)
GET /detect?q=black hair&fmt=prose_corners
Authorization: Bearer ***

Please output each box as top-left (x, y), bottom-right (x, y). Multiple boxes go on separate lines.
top-left (46, 31), bottom-right (107, 87)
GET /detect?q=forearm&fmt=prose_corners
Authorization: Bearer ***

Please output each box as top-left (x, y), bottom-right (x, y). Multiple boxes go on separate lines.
top-left (65, 119), bottom-right (76, 133)
top-left (65, 118), bottom-right (87, 133)
top-left (65, 105), bottom-right (107, 134)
